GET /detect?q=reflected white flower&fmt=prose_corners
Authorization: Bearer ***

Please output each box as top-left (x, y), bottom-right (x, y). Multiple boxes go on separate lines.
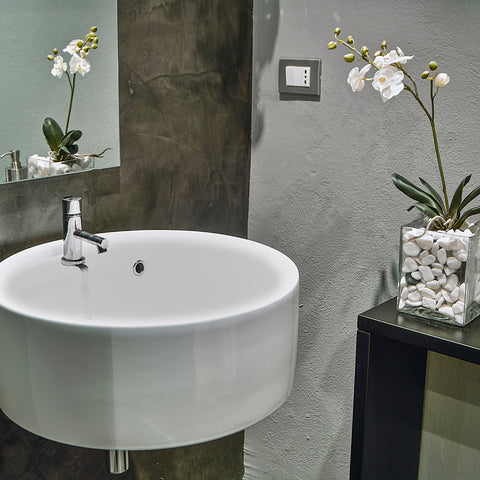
top-left (374, 47), bottom-right (414, 68)
top-left (51, 55), bottom-right (67, 78)
top-left (435, 73), bottom-right (450, 88)
top-left (69, 53), bottom-right (91, 76)
top-left (347, 64), bottom-right (371, 92)
top-left (372, 66), bottom-right (405, 102)
top-left (63, 39), bottom-right (82, 56)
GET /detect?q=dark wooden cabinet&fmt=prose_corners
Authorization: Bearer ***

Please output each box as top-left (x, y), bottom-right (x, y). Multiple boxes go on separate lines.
top-left (350, 298), bottom-right (480, 480)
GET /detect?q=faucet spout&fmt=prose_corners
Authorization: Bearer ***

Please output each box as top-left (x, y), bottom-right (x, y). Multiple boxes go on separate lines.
top-left (61, 196), bottom-right (109, 266)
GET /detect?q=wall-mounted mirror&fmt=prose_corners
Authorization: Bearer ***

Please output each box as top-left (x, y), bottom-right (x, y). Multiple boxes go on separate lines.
top-left (0, 0), bottom-right (119, 184)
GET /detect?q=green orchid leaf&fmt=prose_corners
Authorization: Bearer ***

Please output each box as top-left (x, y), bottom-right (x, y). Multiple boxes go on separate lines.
top-left (459, 184), bottom-right (480, 213)
top-left (407, 202), bottom-right (438, 219)
top-left (42, 117), bottom-right (64, 152)
top-left (418, 177), bottom-right (446, 215)
top-left (392, 174), bottom-right (442, 215)
top-left (451, 205), bottom-right (480, 230)
top-left (449, 174), bottom-right (472, 218)
top-left (59, 130), bottom-right (82, 147)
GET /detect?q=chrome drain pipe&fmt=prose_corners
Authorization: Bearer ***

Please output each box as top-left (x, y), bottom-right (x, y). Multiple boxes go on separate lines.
top-left (109, 450), bottom-right (129, 474)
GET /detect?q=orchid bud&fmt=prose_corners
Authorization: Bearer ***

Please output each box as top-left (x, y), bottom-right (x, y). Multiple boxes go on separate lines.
top-left (93, 37), bottom-right (98, 44)
top-left (429, 61), bottom-right (438, 71)
top-left (53, 48), bottom-right (58, 55)
top-left (90, 26), bottom-right (98, 33)
top-left (334, 27), bottom-right (341, 35)
top-left (374, 50), bottom-right (382, 57)
top-left (361, 46), bottom-right (369, 55)
top-left (327, 41), bottom-right (337, 50)
top-left (76, 40), bottom-right (83, 47)
top-left (347, 36), bottom-right (354, 44)
top-left (380, 40), bottom-right (387, 49)
top-left (91, 43), bottom-right (98, 49)
top-left (344, 53), bottom-right (355, 63)
top-left (47, 54), bottom-right (54, 61)
top-left (435, 73), bottom-right (450, 88)
top-left (421, 71), bottom-right (429, 79)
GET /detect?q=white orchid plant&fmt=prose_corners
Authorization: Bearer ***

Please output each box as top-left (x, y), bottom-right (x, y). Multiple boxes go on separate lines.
top-left (328, 28), bottom-right (480, 232)
top-left (44, 26), bottom-right (107, 163)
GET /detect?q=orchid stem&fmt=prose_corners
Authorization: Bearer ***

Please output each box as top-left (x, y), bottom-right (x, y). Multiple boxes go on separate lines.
top-left (65, 73), bottom-right (76, 134)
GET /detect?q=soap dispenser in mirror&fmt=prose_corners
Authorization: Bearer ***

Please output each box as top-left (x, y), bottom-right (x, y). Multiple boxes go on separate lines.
top-left (1, 150), bottom-right (27, 182)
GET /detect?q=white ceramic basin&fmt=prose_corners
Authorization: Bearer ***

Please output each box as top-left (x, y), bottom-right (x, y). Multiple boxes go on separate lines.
top-left (0, 230), bottom-right (298, 450)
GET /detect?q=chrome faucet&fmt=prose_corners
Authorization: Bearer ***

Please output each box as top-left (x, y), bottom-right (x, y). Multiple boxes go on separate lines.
top-left (62, 196), bottom-right (109, 266)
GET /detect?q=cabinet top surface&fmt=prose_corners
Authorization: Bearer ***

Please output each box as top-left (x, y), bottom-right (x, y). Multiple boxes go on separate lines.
top-left (359, 298), bottom-right (480, 364)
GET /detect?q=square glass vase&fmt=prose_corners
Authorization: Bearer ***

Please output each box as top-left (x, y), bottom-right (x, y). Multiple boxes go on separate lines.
top-left (397, 219), bottom-right (480, 326)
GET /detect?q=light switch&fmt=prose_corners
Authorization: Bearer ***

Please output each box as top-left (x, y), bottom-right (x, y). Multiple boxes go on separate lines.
top-left (285, 66), bottom-right (311, 87)
top-left (278, 59), bottom-right (321, 101)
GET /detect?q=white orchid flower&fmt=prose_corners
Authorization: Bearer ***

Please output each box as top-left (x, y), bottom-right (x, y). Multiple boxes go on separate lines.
top-left (69, 53), bottom-right (91, 76)
top-left (347, 64), bottom-right (371, 92)
top-left (63, 39), bottom-right (82, 56)
top-left (374, 47), bottom-right (414, 68)
top-left (435, 73), bottom-right (450, 88)
top-left (51, 55), bottom-right (67, 78)
top-left (372, 66), bottom-right (405, 102)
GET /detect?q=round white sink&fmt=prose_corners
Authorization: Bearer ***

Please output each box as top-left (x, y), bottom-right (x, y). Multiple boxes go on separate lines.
top-left (0, 230), bottom-right (298, 450)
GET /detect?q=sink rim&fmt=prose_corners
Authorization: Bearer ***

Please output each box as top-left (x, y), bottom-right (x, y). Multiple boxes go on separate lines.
top-left (0, 229), bottom-right (299, 329)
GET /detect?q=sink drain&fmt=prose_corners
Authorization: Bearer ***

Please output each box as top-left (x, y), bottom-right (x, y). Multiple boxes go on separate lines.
top-left (133, 260), bottom-right (145, 276)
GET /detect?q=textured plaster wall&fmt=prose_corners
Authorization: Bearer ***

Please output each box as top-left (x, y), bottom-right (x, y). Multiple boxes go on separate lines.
top-left (247, 0), bottom-right (480, 478)
top-left (0, 1), bottom-right (251, 478)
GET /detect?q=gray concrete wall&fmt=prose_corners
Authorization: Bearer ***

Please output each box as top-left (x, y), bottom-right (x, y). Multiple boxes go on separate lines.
top-left (247, 0), bottom-right (480, 478)
top-left (0, 1), bottom-right (252, 478)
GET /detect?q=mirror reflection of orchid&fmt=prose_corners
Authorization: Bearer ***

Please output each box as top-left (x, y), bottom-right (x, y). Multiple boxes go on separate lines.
top-left (328, 28), bottom-right (480, 232)
top-left (44, 26), bottom-right (105, 163)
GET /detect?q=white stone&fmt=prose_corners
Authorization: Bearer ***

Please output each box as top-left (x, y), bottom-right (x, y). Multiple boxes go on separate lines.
top-left (444, 274), bottom-right (459, 292)
top-left (431, 267), bottom-right (443, 277)
top-left (432, 262), bottom-right (443, 269)
top-left (398, 298), bottom-right (406, 309)
top-left (416, 235), bottom-right (434, 250)
top-left (408, 290), bottom-right (422, 302)
top-left (406, 300), bottom-right (422, 307)
top-left (446, 257), bottom-right (462, 270)
top-left (421, 254), bottom-right (436, 266)
top-left (411, 271), bottom-right (422, 280)
top-left (453, 249), bottom-right (468, 262)
top-left (404, 228), bottom-right (425, 240)
top-left (403, 242), bottom-right (421, 256)
top-left (432, 243), bottom-right (440, 256)
top-left (419, 266), bottom-right (435, 282)
top-left (438, 305), bottom-right (455, 319)
top-left (422, 297), bottom-right (437, 310)
top-left (401, 287), bottom-right (409, 300)
top-left (441, 289), bottom-right (453, 303)
top-left (436, 248), bottom-right (447, 264)
top-left (421, 287), bottom-right (436, 298)
top-left (449, 286), bottom-right (460, 303)
top-left (402, 257), bottom-right (418, 273)
top-left (437, 235), bottom-right (454, 250)
top-left (452, 301), bottom-right (465, 314)
top-left (454, 314), bottom-right (464, 324)
top-left (444, 267), bottom-right (455, 276)
top-left (416, 282), bottom-right (426, 291)
top-left (400, 277), bottom-right (407, 287)
top-left (407, 285), bottom-right (417, 292)
top-left (436, 296), bottom-right (445, 308)
top-left (459, 283), bottom-right (465, 301)
top-left (425, 280), bottom-right (441, 290)
top-left (437, 273), bottom-right (447, 286)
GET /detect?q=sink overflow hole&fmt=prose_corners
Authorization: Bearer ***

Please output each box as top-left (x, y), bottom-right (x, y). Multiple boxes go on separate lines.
top-left (133, 260), bottom-right (145, 276)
